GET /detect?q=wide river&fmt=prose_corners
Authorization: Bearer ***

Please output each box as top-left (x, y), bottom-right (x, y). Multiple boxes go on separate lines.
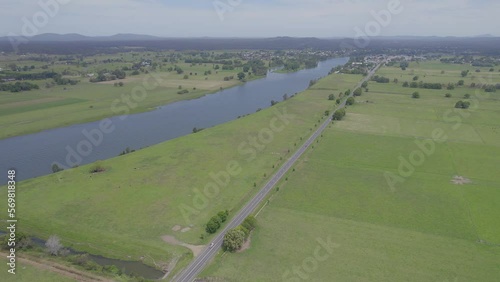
top-left (1, 57), bottom-right (348, 182)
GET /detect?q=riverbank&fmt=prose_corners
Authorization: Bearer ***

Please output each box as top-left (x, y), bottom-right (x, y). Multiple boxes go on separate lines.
top-left (0, 69), bottom-right (362, 279)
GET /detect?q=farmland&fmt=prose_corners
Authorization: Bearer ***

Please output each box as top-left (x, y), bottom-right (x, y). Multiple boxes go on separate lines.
top-left (201, 61), bottom-right (500, 281)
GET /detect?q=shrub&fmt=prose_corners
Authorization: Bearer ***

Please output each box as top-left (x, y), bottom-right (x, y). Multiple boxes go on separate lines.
top-left (445, 93), bottom-right (452, 98)
top-left (412, 92), bottom-right (420, 99)
top-left (89, 162), bottom-right (105, 174)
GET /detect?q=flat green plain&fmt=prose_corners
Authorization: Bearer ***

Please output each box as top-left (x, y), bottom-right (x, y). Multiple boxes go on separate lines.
top-left (202, 61), bottom-right (500, 281)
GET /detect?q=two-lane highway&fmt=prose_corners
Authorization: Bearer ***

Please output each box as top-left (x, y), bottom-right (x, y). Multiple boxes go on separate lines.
top-left (172, 61), bottom-right (384, 282)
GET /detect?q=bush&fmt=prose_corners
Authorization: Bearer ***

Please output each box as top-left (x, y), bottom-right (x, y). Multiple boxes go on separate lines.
top-left (412, 92), bottom-right (420, 99)
top-left (445, 93), bottom-right (452, 98)
top-left (177, 89), bottom-right (189, 95)
top-left (455, 101), bottom-right (471, 109)
top-left (464, 94), bottom-right (471, 99)
top-left (89, 162), bottom-right (105, 174)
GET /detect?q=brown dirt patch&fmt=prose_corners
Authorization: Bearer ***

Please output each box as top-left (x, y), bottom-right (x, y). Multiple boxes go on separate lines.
top-left (181, 227), bottom-right (191, 233)
top-left (238, 237), bottom-right (252, 253)
top-left (172, 225), bottom-right (182, 232)
top-left (451, 176), bottom-right (472, 185)
top-left (161, 235), bottom-right (205, 257)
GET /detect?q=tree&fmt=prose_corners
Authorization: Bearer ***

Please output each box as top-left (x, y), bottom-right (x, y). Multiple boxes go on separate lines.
top-left (361, 81), bottom-right (368, 88)
top-left (346, 97), bottom-right (355, 106)
top-left (118, 82), bottom-right (124, 87)
top-left (461, 70), bottom-right (469, 77)
top-left (183, 74), bottom-right (189, 79)
top-left (328, 94), bottom-right (335, 101)
top-left (413, 75), bottom-right (419, 81)
top-left (412, 92), bottom-right (420, 99)
top-left (445, 93), bottom-right (452, 98)
top-left (205, 216), bottom-right (221, 234)
top-left (332, 108), bottom-right (346, 120)
top-left (458, 80), bottom-right (464, 86)
top-left (402, 81), bottom-right (409, 87)
top-left (46, 235), bottom-right (63, 256)
top-left (353, 88), bottom-right (362, 97)
top-left (237, 72), bottom-right (246, 80)
top-left (222, 228), bottom-right (245, 252)
top-left (344, 89), bottom-right (351, 96)
top-left (243, 66), bottom-right (250, 73)
top-left (464, 94), bottom-right (471, 99)
top-left (242, 216), bottom-right (257, 231)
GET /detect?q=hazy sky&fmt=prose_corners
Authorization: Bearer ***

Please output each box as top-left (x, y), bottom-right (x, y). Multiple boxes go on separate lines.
top-left (0, 0), bottom-right (498, 38)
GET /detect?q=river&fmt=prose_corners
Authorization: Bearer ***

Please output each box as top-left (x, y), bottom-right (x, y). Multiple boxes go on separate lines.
top-left (0, 57), bottom-right (349, 182)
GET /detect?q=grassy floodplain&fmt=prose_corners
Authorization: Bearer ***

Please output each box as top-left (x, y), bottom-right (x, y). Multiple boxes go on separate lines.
top-left (0, 52), bottom-right (260, 139)
top-left (201, 61), bottom-right (500, 281)
top-left (0, 66), bottom-right (360, 277)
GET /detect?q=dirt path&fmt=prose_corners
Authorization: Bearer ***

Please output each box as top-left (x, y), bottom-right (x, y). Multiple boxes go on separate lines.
top-left (161, 235), bottom-right (205, 257)
top-left (1, 252), bottom-right (114, 282)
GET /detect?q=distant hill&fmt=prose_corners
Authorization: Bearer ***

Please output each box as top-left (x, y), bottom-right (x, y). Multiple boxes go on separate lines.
top-left (0, 33), bottom-right (163, 42)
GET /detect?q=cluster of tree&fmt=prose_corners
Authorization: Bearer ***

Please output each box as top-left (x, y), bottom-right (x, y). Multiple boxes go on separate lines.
top-left (222, 216), bottom-right (256, 252)
top-left (2, 232), bottom-right (33, 251)
top-left (455, 101), bottom-right (471, 109)
top-left (245, 59), bottom-right (268, 76)
top-left (333, 108), bottom-right (347, 120)
top-left (206, 210), bottom-right (229, 234)
top-left (484, 85), bottom-right (497, 92)
top-left (89, 69), bottom-right (126, 83)
top-left (54, 76), bottom-right (79, 86)
top-left (402, 81), bottom-right (442, 89)
top-left (0, 82), bottom-right (40, 92)
top-left (372, 75), bottom-right (390, 83)
top-left (68, 254), bottom-right (122, 276)
top-left (222, 65), bottom-right (235, 70)
top-left (0, 71), bottom-right (59, 81)
top-left (223, 75), bottom-right (234, 81)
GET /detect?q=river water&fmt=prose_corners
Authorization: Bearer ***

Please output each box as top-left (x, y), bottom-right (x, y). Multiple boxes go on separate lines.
top-left (0, 57), bottom-right (348, 182)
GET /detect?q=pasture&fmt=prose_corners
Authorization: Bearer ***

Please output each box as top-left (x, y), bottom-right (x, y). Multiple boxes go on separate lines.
top-left (202, 60), bottom-right (500, 281)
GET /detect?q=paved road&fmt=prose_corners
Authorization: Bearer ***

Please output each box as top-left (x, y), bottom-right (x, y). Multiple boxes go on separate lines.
top-left (171, 61), bottom-right (384, 282)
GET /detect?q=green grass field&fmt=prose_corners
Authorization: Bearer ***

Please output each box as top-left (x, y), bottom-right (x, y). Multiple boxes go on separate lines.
top-left (0, 66), bottom-right (361, 277)
top-left (201, 61), bottom-right (500, 281)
